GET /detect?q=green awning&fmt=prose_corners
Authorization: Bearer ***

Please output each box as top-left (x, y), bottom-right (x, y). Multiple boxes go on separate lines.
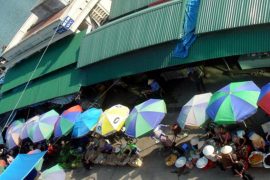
top-left (109, 0), bottom-right (158, 20)
top-left (78, 0), bottom-right (184, 68)
top-left (1, 31), bottom-right (85, 93)
top-left (196, 0), bottom-right (270, 34)
top-left (81, 25), bottom-right (270, 86)
top-left (0, 65), bottom-right (82, 114)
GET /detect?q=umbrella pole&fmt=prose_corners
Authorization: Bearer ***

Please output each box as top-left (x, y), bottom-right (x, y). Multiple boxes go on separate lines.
top-left (243, 121), bottom-right (247, 128)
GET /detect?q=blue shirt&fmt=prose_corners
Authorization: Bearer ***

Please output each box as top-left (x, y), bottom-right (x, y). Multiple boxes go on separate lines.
top-left (150, 81), bottom-right (160, 92)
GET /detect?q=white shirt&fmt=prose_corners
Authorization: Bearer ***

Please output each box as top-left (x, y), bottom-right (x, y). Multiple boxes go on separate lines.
top-left (153, 124), bottom-right (167, 139)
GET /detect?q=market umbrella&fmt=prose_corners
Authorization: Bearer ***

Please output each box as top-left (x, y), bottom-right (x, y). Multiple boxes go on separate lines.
top-left (0, 151), bottom-right (46, 180)
top-left (95, 104), bottom-right (129, 136)
top-left (40, 164), bottom-right (65, 180)
top-left (177, 93), bottom-right (212, 129)
top-left (28, 110), bottom-right (59, 143)
top-left (20, 116), bottom-right (39, 140)
top-left (27, 149), bottom-right (43, 171)
top-left (258, 83), bottom-right (270, 115)
top-left (54, 105), bottom-right (83, 138)
top-left (72, 108), bottom-right (102, 138)
top-left (5, 119), bottom-right (25, 149)
top-left (125, 99), bottom-right (167, 138)
top-left (0, 128), bottom-right (4, 145)
top-left (206, 81), bottom-right (260, 124)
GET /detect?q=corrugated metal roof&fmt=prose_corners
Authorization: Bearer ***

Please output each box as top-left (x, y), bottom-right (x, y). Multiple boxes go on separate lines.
top-left (109, 0), bottom-right (157, 19)
top-left (0, 0), bottom-right (37, 49)
top-left (0, 65), bottom-right (81, 114)
top-left (1, 31), bottom-right (85, 93)
top-left (78, 0), bottom-right (184, 68)
top-left (196, 0), bottom-right (270, 34)
top-left (81, 25), bottom-right (270, 86)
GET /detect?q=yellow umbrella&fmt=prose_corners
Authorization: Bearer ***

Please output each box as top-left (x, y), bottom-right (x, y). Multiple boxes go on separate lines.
top-left (95, 104), bottom-right (129, 136)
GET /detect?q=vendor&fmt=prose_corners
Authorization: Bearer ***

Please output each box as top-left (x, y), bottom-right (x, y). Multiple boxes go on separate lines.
top-left (248, 132), bottom-right (266, 152)
top-left (141, 79), bottom-right (162, 98)
top-left (234, 130), bottom-right (247, 149)
top-left (217, 145), bottom-right (237, 171)
top-left (190, 137), bottom-right (205, 161)
top-left (152, 124), bottom-right (169, 143)
top-left (218, 127), bottom-right (232, 145)
top-left (233, 130), bottom-right (251, 162)
top-left (203, 145), bottom-right (218, 163)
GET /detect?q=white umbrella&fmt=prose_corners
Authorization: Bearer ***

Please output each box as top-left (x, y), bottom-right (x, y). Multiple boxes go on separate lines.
top-left (177, 93), bottom-right (212, 129)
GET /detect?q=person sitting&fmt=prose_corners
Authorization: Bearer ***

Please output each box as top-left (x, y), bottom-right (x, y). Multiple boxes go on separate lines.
top-left (190, 137), bottom-right (205, 162)
top-left (141, 79), bottom-right (162, 98)
top-left (233, 131), bottom-right (252, 163)
top-left (217, 145), bottom-right (237, 171)
top-left (152, 124), bottom-right (169, 143)
top-left (203, 145), bottom-right (218, 163)
top-left (218, 127), bottom-right (232, 145)
top-left (248, 132), bottom-right (266, 152)
top-left (152, 124), bottom-right (176, 149)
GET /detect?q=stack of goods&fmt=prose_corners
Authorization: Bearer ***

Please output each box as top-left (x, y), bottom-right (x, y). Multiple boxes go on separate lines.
top-left (248, 151), bottom-right (264, 167)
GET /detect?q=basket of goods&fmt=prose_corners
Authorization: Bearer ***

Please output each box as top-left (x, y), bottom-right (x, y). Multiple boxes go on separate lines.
top-left (248, 151), bottom-right (264, 167)
top-left (165, 154), bottom-right (178, 166)
top-left (263, 153), bottom-right (270, 168)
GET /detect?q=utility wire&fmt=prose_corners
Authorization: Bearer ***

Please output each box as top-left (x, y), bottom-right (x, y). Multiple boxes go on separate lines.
top-left (3, 22), bottom-right (63, 130)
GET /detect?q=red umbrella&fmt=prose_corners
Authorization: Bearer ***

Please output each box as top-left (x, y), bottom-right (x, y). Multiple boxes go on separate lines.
top-left (258, 83), bottom-right (270, 114)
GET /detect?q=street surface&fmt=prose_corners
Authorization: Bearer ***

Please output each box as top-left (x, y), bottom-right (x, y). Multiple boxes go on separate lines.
top-left (67, 68), bottom-right (270, 179)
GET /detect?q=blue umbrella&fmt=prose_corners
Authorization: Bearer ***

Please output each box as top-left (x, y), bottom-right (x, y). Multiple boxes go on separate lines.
top-left (72, 108), bottom-right (102, 138)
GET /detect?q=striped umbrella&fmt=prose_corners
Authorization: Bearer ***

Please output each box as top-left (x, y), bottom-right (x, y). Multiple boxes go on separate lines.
top-left (206, 81), bottom-right (260, 124)
top-left (20, 116), bottom-right (39, 140)
top-left (95, 104), bottom-right (129, 136)
top-left (5, 119), bottom-right (24, 149)
top-left (72, 108), bottom-right (102, 138)
top-left (258, 83), bottom-right (270, 115)
top-left (54, 105), bottom-right (83, 138)
top-left (28, 110), bottom-right (59, 143)
top-left (0, 128), bottom-right (4, 145)
top-left (177, 93), bottom-right (212, 129)
top-left (125, 99), bottom-right (167, 138)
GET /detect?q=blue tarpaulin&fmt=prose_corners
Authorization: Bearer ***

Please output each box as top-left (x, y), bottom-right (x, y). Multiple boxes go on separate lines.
top-left (0, 151), bottom-right (46, 180)
top-left (173, 0), bottom-right (200, 58)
